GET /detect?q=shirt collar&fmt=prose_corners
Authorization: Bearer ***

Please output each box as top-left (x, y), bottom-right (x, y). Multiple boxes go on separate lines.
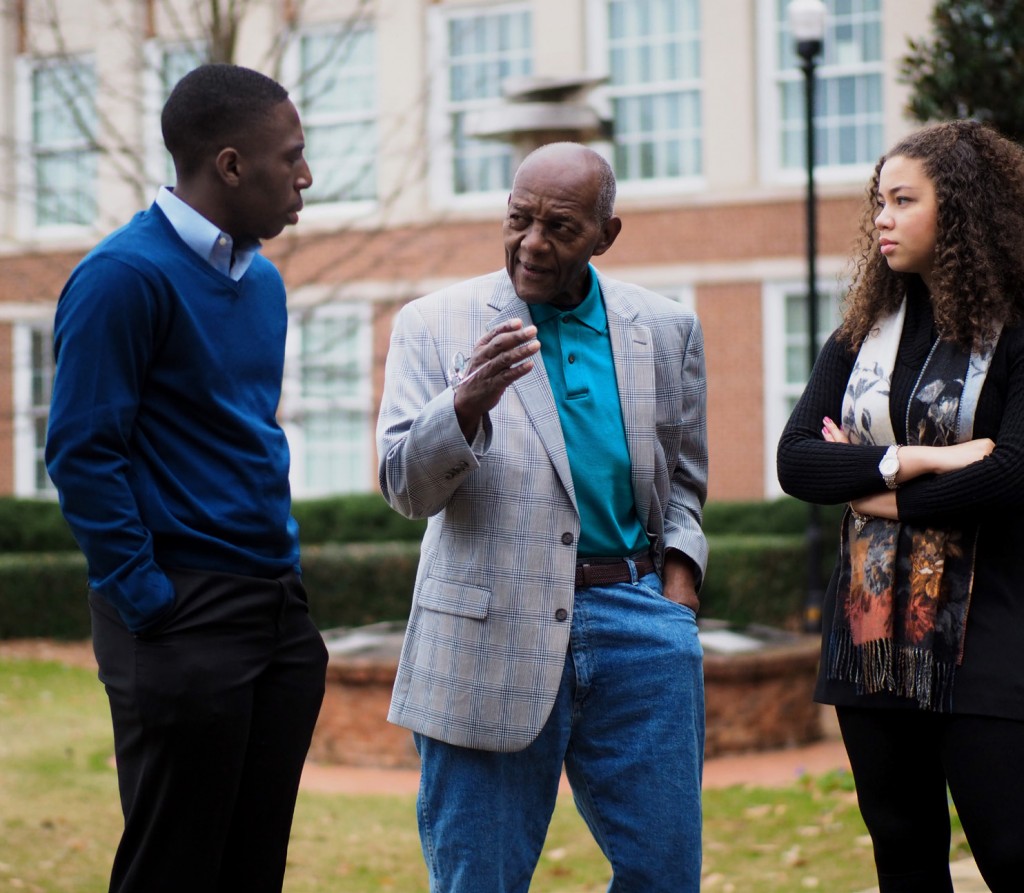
top-left (155, 187), bottom-right (260, 281)
top-left (529, 265), bottom-right (607, 333)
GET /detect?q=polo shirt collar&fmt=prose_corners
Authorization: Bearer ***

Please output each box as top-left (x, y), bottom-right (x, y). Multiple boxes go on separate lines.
top-left (528, 265), bottom-right (606, 333)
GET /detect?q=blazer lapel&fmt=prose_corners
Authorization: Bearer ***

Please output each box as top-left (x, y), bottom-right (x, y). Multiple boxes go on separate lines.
top-left (604, 279), bottom-right (656, 530)
top-left (488, 275), bottom-right (578, 509)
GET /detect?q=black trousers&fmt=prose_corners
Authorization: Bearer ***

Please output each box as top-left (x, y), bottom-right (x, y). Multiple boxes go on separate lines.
top-left (837, 705), bottom-right (1024, 893)
top-left (90, 567), bottom-right (328, 893)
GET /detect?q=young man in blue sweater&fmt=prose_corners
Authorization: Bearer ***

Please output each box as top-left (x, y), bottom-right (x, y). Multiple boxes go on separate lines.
top-left (45, 64), bottom-right (328, 893)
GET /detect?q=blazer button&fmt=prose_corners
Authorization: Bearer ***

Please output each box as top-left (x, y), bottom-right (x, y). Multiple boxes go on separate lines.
top-left (561, 532), bottom-right (574, 545)
top-left (555, 608), bottom-right (568, 622)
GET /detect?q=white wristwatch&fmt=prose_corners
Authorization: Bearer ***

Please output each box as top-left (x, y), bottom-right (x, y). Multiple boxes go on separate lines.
top-left (879, 445), bottom-right (901, 490)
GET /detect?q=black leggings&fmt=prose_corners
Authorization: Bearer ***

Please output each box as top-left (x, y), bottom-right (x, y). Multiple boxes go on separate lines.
top-left (837, 706), bottom-right (1024, 893)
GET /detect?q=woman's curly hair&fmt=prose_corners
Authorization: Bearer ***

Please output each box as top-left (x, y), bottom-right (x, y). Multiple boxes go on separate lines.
top-left (838, 119), bottom-right (1024, 351)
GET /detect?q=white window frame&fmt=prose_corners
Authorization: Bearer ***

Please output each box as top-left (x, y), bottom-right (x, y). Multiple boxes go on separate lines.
top-left (281, 303), bottom-right (374, 497)
top-left (15, 54), bottom-right (99, 239)
top-left (427, 1), bottom-right (533, 211)
top-left (142, 40), bottom-right (209, 193)
top-left (12, 320), bottom-right (57, 498)
top-left (756, 0), bottom-right (883, 187)
top-left (761, 278), bottom-right (843, 496)
top-left (586, 0), bottom-right (704, 197)
top-left (282, 23), bottom-right (378, 220)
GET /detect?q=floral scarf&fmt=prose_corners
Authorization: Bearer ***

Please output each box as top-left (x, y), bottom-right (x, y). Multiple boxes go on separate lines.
top-left (827, 298), bottom-right (1001, 710)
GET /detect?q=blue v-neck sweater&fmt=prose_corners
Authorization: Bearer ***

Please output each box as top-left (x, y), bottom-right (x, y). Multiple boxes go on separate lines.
top-left (46, 204), bottom-right (300, 631)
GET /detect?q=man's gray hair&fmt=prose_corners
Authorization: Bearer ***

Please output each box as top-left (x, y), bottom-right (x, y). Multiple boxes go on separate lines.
top-left (592, 152), bottom-right (617, 223)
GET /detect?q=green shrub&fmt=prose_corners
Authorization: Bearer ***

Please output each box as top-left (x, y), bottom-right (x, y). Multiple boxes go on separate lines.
top-left (0, 552), bottom-right (90, 640)
top-left (0, 535), bottom-right (838, 640)
top-left (0, 493), bottom-right (425, 553)
top-left (703, 497), bottom-right (845, 538)
top-left (700, 534), bottom-right (835, 629)
top-left (0, 492), bottom-right (846, 549)
top-left (0, 498), bottom-right (78, 552)
top-left (292, 493), bottom-right (426, 544)
top-left (0, 495), bottom-right (848, 639)
top-left (301, 541), bottom-right (419, 629)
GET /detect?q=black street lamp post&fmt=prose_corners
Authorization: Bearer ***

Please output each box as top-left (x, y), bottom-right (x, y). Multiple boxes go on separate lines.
top-left (789, 0), bottom-right (827, 633)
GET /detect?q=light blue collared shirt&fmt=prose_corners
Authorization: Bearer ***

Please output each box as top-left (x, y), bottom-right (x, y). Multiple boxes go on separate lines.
top-left (154, 187), bottom-right (260, 281)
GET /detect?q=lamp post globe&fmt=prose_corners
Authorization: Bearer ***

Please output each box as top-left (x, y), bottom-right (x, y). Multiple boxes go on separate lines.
top-left (788, 0), bottom-right (827, 50)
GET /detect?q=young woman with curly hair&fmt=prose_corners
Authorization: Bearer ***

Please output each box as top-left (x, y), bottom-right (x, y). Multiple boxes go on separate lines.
top-left (778, 119), bottom-right (1024, 892)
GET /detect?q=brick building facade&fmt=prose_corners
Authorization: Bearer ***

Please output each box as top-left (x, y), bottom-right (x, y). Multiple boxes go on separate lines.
top-left (0, 0), bottom-right (932, 503)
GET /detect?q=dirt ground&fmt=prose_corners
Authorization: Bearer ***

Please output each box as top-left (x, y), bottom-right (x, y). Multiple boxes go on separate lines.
top-left (0, 637), bottom-right (97, 669)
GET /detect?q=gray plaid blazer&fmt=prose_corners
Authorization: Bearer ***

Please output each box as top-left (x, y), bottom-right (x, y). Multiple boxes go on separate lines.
top-left (376, 269), bottom-right (708, 752)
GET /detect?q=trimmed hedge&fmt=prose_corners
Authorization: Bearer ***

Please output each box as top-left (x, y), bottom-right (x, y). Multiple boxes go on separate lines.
top-left (704, 499), bottom-right (845, 539)
top-left (301, 541), bottom-right (420, 629)
top-left (0, 535), bottom-right (835, 640)
top-left (0, 498), bottom-right (78, 552)
top-left (291, 494), bottom-right (426, 544)
top-left (0, 544), bottom-right (422, 641)
top-left (0, 495), bottom-right (848, 639)
top-left (0, 551), bottom-right (90, 640)
top-left (0, 493), bottom-right (428, 553)
top-left (701, 534), bottom-right (835, 629)
top-left (0, 494), bottom-right (845, 552)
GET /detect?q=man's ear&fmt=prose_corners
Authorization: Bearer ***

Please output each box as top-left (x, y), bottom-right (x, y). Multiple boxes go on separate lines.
top-left (591, 215), bottom-right (622, 258)
top-left (215, 147), bottom-right (242, 187)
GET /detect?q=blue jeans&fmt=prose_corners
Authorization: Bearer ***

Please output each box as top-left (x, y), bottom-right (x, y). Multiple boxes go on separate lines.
top-left (415, 569), bottom-right (705, 892)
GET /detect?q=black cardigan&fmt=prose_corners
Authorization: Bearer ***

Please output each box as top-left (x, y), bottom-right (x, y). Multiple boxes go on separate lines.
top-left (777, 291), bottom-right (1024, 719)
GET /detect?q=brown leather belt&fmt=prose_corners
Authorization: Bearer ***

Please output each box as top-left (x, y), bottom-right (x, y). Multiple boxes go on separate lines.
top-left (575, 553), bottom-right (656, 589)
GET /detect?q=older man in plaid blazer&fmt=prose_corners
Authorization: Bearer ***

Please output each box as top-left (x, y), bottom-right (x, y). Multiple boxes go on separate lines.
top-left (377, 142), bottom-right (708, 892)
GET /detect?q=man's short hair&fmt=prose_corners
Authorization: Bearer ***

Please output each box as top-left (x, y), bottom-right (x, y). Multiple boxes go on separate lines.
top-left (592, 152), bottom-right (616, 224)
top-left (161, 63), bottom-right (289, 179)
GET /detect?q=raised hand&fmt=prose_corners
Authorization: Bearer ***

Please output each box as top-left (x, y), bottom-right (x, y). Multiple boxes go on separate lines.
top-left (453, 319), bottom-right (541, 440)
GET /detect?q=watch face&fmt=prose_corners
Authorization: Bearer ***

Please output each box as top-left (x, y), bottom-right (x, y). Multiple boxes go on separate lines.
top-left (880, 457), bottom-right (899, 476)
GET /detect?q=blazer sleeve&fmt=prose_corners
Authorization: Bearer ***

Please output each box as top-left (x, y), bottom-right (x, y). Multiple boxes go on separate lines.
top-left (376, 299), bottom-right (491, 519)
top-left (662, 315), bottom-right (710, 583)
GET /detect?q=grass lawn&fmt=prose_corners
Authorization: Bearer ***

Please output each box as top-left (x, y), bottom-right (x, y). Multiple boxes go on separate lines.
top-left (0, 657), bottom-right (970, 892)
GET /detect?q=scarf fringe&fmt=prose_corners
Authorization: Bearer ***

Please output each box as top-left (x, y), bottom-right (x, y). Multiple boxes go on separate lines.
top-left (827, 626), bottom-right (955, 712)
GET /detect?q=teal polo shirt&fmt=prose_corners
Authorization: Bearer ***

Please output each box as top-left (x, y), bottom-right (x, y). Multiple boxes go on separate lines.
top-left (529, 266), bottom-right (649, 559)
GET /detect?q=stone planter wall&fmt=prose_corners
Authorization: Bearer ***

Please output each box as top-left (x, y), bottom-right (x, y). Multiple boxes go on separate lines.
top-left (309, 628), bottom-right (824, 769)
top-left (703, 637), bottom-right (822, 757)
top-left (308, 655), bottom-right (420, 768)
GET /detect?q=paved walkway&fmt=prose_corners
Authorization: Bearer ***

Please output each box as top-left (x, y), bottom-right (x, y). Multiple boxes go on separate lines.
top-left (300, 736), bottom-right (987, 891)
top-left (299, 737), bottom-right (857, 796)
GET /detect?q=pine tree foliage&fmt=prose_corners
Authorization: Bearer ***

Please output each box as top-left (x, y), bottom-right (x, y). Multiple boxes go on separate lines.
top-left (901, 0), bottom-right (1024, 143)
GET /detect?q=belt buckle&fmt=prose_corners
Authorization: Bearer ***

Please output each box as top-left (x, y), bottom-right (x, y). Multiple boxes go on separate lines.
top-left (576, 562), bottom-right (593, 589)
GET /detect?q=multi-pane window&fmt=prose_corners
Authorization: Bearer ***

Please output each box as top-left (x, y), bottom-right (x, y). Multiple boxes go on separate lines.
top-left (31, 58), bottom-right (97, 227)
top-left (297, 28), bottom-right (377, 204)
top-left (781, 286), bottom-right (842, 415)
top-left (12, 323), bottom-right (55, 497)
top-left (763, 281), bottom-right (843, 494)
top-left (605, 0), bottom-right (702, 182)
top-left (283, 308), bottom-right (373, 496)
top-left (444, 5), bottom-right (532, 195)
top-left (157, 44), bottom-right (207, 186)
top-left (774, 0), bottom-right (883, 171)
